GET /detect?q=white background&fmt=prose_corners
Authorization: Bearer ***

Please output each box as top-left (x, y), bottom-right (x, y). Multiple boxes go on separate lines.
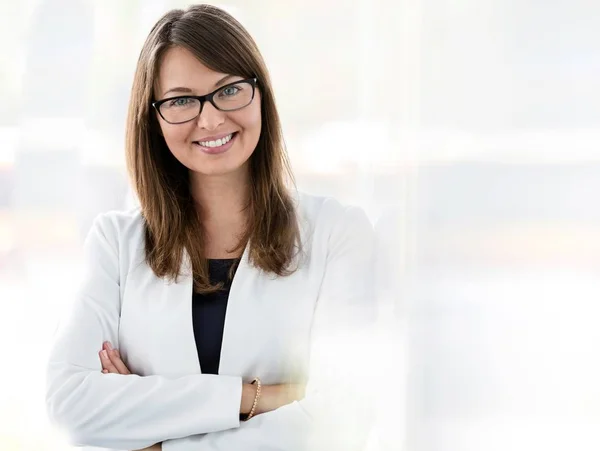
top-left (0, 0), bottom-right (599, 450)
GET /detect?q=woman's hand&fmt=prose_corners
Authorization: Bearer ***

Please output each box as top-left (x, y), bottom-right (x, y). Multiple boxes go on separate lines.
top-left (251, 383), bottom-right (306, 415)
top-left (242, 384), bottom-right (306, 415)
top-left (99, 341), bottom-right (131, 375)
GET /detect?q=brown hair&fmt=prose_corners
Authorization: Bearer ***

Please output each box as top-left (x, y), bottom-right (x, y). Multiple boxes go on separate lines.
top-left (125, 4), bottom-right (300, 294)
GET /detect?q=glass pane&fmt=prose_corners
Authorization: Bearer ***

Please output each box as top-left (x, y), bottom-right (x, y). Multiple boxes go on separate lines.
top-left (213, 81), bottom-right (253, 110)
top-left (160, 97), bottom-right (201, 123)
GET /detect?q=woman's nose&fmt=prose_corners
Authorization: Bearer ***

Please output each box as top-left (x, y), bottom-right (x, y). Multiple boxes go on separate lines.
top-left (196, 101), bottom-right (225, 130)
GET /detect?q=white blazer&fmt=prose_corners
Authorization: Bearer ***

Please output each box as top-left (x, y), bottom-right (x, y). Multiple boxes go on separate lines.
top-left (46, 191), bottom-right (377, 451)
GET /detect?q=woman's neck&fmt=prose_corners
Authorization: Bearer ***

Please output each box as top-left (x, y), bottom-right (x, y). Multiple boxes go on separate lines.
top-left (190, 170), bottom-right (250, 259)
top-left (190, 169), bottom-right (250, 225)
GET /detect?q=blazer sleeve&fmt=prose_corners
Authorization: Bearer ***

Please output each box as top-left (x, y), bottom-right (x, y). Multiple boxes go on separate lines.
top-left (45, 214), bottom-right (243, 450)
top-left (162, 204), bottom-right (378, 451)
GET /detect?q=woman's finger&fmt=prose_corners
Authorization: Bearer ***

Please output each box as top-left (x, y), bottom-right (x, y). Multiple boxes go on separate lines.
top-left (99, 342), bottom-right (132, 375)
top-left (99, 349), bottom-right (119, 374)
top-left (108, 348), bottom-right (131, 374)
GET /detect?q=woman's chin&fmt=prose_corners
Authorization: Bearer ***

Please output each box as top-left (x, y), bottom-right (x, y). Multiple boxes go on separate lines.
top-left (188, 159), bottom-right (251, 179)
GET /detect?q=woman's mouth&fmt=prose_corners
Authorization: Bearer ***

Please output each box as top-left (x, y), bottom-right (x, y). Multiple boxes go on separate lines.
top-left (193, 132), bottom-right (238, 154)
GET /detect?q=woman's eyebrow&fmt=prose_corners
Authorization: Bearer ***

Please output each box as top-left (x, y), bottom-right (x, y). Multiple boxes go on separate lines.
top-left (162, 86), bottom-right (194, 97)
top-left (162, 75), bottom-right (238, 98)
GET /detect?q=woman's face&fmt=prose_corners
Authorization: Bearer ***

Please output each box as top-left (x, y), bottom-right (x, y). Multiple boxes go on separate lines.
top-left (154, 46), bottom-right (261, 178)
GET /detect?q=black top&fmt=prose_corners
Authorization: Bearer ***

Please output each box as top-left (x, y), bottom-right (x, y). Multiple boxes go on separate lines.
top-left (192, 258), bottom-right (239, 374)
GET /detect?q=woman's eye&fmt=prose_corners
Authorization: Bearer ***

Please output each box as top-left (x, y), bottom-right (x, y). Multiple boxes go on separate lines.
top-left (221, 86), bottom-right (240, 97)
top-left (169, 98), bottom-right (191, 107)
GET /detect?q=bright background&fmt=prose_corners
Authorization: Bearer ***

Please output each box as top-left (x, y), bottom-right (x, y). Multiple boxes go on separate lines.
top-left (1, 0), bottom-right (599, 450)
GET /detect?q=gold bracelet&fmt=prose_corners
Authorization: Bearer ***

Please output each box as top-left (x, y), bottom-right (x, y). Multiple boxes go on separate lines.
top-left (244, 377), bottom-right (262, 421)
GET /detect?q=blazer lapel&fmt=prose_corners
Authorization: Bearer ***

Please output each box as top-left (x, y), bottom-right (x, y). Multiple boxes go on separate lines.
top-left (217, 243), bottom-right (259, 378)
top-left (120, 252), bottom-right (199, 378)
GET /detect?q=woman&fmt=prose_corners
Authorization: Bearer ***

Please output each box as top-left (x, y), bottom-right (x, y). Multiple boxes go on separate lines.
top-left (45, 4), bottom-right (376, 451)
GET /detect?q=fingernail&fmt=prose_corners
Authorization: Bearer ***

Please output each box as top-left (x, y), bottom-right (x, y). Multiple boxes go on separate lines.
top-left (101, 350), bottom-right (108, 359)
top-left (105, 342), bottom-right (113, 351)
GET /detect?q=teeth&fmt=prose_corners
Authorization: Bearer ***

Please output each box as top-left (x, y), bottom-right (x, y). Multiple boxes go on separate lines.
top-left (198, 133), bottom-right (233, 148)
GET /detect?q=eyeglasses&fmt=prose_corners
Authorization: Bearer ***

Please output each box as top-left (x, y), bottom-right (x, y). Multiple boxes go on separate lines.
top-left (152, 77), bottom-right (258, 124)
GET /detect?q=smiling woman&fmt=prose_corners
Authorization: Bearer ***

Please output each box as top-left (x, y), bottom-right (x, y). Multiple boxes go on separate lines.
top-left (45, 4), bottom-right (376, 451)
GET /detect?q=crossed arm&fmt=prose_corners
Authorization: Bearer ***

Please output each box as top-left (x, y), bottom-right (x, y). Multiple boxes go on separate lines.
top-left (46, 205), bottom-right (376, 450)
top-left (97, 341), bottom-right (306, 450)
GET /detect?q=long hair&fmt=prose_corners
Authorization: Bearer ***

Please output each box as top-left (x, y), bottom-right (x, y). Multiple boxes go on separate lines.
top-left (125, 4), bottom-right (300, 294)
